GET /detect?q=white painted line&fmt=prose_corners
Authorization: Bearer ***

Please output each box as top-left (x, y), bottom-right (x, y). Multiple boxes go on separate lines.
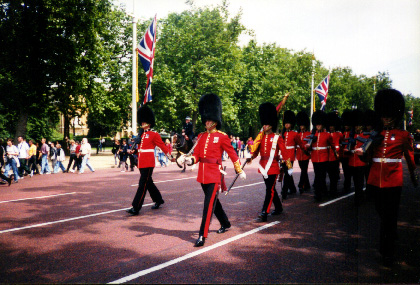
top-left (319, 192), bottom-right (355, 207)
top-left (0, 203), bottom-right (154, 234)
top-left (130, 176), bottom-right (197, 186)
top-left (108, 221), bottom-right (280, 284)
top-left (0, 192), bottom-right (78, 204)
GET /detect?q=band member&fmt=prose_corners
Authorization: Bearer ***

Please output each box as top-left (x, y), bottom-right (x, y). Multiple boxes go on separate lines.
top-left (355, 89), bottom-right (417, 266)
top-left (363, 109), bottom-right (380, 201)
top-left (126, 105), bottom-right (174, 216)
top-left (341, 110), bottom-right (352, 192)
top-left (346, 109), bottom-right (369, 205)
top-left (248, 103), bottom-right (287, 222)
top-left (281, 110), bottom-right (306, 199)
top-left (305, 110), bottom-right (337, 202)
top-left (326, 111), bottom-right (342, 197)
top-left (178, 93), bottom-right (246, 247)
top-left (295, 111), bottom-right (311, 194)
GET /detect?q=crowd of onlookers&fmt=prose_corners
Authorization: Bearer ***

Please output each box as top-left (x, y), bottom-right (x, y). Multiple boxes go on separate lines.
top-left (226, 135), bottom-right (253, 159)
top-left (0, 136), bottom-right (95, 185)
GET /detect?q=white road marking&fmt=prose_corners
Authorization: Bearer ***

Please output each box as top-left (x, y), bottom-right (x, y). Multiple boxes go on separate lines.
top-left (130, 177), bottom-right (197, 186)
top-left (0, 203), bottom-right (154, 234)
top-left (108, 221), bottom-right (280, 284)
top-left (230, 181), bottom-right (264, 189)
top-left (319, 192), bottom-right (355, 207)
top-left (0, 192), bottom-right (78, 204)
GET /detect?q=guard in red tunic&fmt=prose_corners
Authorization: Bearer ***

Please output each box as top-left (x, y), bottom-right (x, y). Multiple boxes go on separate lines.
top-left (363, 109), bottom-right (380, 200)
top-left (340, 110), bottom-right (352, 192)
top-left (326, 111), bottom-right (343, 197)
top-left (355, 89), bottom-right (418, 266)
top-left (296, 111), bottom-right (311, 194)
top-left (346, 109), bottom-right (369, 205)
top-left (305, 110), bottom-right (337, 201)
top-left (178, 93), bottom-right (246, 247)
top-left (281, 110), bottom-right (306, 199)
top-left (248, 103), bottom-right (287, 222)
top-left (126, 105), bottom-right (174, 216)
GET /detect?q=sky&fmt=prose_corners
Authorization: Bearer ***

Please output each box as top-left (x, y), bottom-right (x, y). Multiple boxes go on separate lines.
top-left (118, 0), bottom-right (420, 97)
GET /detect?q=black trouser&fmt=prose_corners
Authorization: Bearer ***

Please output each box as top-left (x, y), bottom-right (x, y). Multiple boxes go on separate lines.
top-left (27, 155), bottom-right (39, 174)
top-left (199, 183), bottom-right (230, 238)
top-left (132, 167), bottom-right (164, 212)
top-left (18, 158), bottom-right (31, 176)
top-left (282, 161), bottom-right (296, 196)
top-left (262, 174), bottom-right (282, 213)
top-left (313, 161), bottom-right (328, 200)
top-left (67, 154), bottom-right (77, 172)
top-left (350, 166), bottom-right (365, 204)
top-left (129, 154), bottom-right (136, 170)
top-left (341, 157), bottom-right (351, 191)
top-left (327, 160), bottom-right (340, 195)
top-left (72, 156), bottom-right (81, 171)
top-left (297, 160), bottom-right (311, 191)
top-left (372, 186), bottom-right (402, 258)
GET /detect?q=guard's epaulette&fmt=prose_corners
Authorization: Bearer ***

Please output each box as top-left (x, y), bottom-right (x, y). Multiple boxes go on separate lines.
top-left (217, 130), bottom-right (227, 136)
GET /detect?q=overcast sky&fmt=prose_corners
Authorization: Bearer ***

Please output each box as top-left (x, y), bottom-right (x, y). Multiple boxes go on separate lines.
top-left (119, 0), bottom-right (420, 97)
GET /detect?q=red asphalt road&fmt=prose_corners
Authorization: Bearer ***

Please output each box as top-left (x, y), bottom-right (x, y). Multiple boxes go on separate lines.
top-left (0, 158), bottom-right (419, 283)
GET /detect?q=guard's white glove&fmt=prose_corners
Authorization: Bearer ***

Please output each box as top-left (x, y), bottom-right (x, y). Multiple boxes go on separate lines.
top-left (185, 156), bottom-right (193, 166)
top-left (177, 154), bottom-right (186, 165)
top-left (288, 168), bottom-right (293, 175)
top-left (239, 171), bottom-right (246, 180)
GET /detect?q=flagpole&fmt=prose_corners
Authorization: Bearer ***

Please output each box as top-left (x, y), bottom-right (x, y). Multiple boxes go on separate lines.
top-left (131, 14), bottom-right (138, 136)
top-left (310, 54), bottom-right (315, 127)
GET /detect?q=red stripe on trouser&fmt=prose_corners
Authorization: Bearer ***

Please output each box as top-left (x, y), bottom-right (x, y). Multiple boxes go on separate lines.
top-left (266, 174), bottom-right (278, 213)
top-left (137, 168), bottom-right (151, 208)
top-left (204, 183), bottom-right (219, 238)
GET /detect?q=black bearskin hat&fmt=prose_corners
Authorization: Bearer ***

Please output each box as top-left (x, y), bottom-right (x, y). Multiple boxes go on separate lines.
top-left (326, 112), bottom-right (341, 130)
top-left (312, 110), bottom-right (326, 126)
top-left (259, 102), bottom-right (278, 131)
top-left (364, 109), bottom-right (380, 129)
top-left (341, 110), bottom-right (352, 127)
top-left (296, 111), bottom-right (310, 128)
top-left (374, 89), bottom-right (405, 123)
top-left (137, 105), bottom-right (155, 128)
top-left (198, 93), bottom-right (222, 129)
top-left (283, 110), bottom-right (296, 127)
top-left (351, 109), bottom-right (364, 127)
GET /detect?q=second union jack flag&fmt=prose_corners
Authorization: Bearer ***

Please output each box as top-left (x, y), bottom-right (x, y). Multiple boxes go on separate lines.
top-left (137, 15), bottom-right (157, 104)
top-left (315, 74), bottom-right (330, 111)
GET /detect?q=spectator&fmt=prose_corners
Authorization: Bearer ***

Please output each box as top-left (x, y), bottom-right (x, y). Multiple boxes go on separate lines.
top-left (240, 140), bottom-right (245, 158)
top-left (231, 136), bottom-right (237, 155)
top-left (165, 139), bottom-right (172, 164)
top-left (112, 139), bottom-right (120, 166)
top-left (66, 140), bottom-right (77, 172)
top-left (70, 141), bottom-right (82, 173)
top-left (17, 136), bottom-right (31, 177)
top-left (40, 138), bottom-right (51, 175)
top-left (27, 139), bottom-right (39, 176)
top-left (53, 144), bottom-right (66, 173)
top-left (156, 147), bottom-right (166, 167)
top-left (79, 138), bottom-right (95, 174)
top-left (246, 137), bottom-right (254, 154)
top-left (119, 139), bottom-right (129, 172)
top-left (49, 142), bottom-right (57, 172)
top-left (4, 138), bottom-right (20, 183)
top-left (0, 138), bottom-right (5, 169)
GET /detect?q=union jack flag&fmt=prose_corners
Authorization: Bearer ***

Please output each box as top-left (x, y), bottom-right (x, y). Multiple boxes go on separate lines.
top-left (137, 15), bottom-right (157, 104)
top-left (315, 74), bottom-right (330, 111)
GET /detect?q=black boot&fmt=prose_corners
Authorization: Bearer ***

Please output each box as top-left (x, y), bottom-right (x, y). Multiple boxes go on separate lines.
top-left (257, 211), bottom-right (268, 222)
top-left (126, 208), bottom-right (139, 215)
top-left (151, 200), bottom-right (164, 209)
top-left (194, 236), bottom-right (205, 247)
top-left (217, 223), bottom-right (231, 234)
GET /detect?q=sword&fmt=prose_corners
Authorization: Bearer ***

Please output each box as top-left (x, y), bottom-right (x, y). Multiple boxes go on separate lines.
top-left (210, 166), bottom-right (226, 224)
top-left (225, 162), bottom-right (247, 196)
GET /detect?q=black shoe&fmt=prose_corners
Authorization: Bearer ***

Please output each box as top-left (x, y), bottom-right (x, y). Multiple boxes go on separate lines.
top-left (217, 223), bottom-right (231, 234)
top-left (126, 208), bottom-right (139, 215)
top-left (257, 211), bottom-right (268, 222)
top-left (194, 236), bottom-right (205, 247)
top-left (151, 201), bottom-right (164, 209)
top-left (7, 178), bottom-right (12, 186)
top-left (271, 208), bottom-right (283, 215)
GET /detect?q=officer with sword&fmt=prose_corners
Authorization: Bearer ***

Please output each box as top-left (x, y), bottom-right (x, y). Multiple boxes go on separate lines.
top-left (177, 93), bottom-right (246, 247)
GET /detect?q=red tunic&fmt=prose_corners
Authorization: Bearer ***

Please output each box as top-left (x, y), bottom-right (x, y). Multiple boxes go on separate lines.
top-left (367, 129), bottom-right (416, 188)
top-left (341, 130), bottom-right (351, 158)
top-left (296, 131), bottom-right (311, 161)
top-left (192, 130), bottom-right (241, 184)
top-left (329, 131), bottom-right (343, 162)
top-left (282, 130), bottom-right (306, 161)
top-left (310, 130), bottom-right (334, 163)
top-left (251, 132), bottom-right (287, 175)
top-left (137, 130), bottom-right (169, 169)
top-left (348, 132), bottom-right (369, 167)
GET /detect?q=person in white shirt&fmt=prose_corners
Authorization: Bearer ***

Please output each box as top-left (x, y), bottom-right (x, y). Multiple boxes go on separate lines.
top-left (53, 144), bottom-right (66, 173)
top-left (4, 138), bottom-right (20, 183)
top-left (79, 138), bottom-right (95, 174)
top-left (17, 136), bottom-right (31, 177)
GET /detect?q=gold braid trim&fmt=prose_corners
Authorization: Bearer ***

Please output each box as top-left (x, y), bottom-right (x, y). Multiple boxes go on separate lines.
top-left (233, 159), bottom-right (242, 174)
top-left (285, 158), bottom-right (292, 170)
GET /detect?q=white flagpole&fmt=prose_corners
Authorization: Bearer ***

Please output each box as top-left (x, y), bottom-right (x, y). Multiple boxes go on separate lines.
top-left (131, 14), bottom-right (137, 136)
top-left (310, 54), bottom-right (315, 127)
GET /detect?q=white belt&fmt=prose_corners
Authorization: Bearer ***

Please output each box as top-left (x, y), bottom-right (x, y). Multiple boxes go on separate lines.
top-left (286, 146), bottom-right (295, 149)
top-left (313, 147), bottom-right (328, 150)
top-left (372, 158), bottom-right (401, 163)
top-left (140, 149), bottom-right (154, 153)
